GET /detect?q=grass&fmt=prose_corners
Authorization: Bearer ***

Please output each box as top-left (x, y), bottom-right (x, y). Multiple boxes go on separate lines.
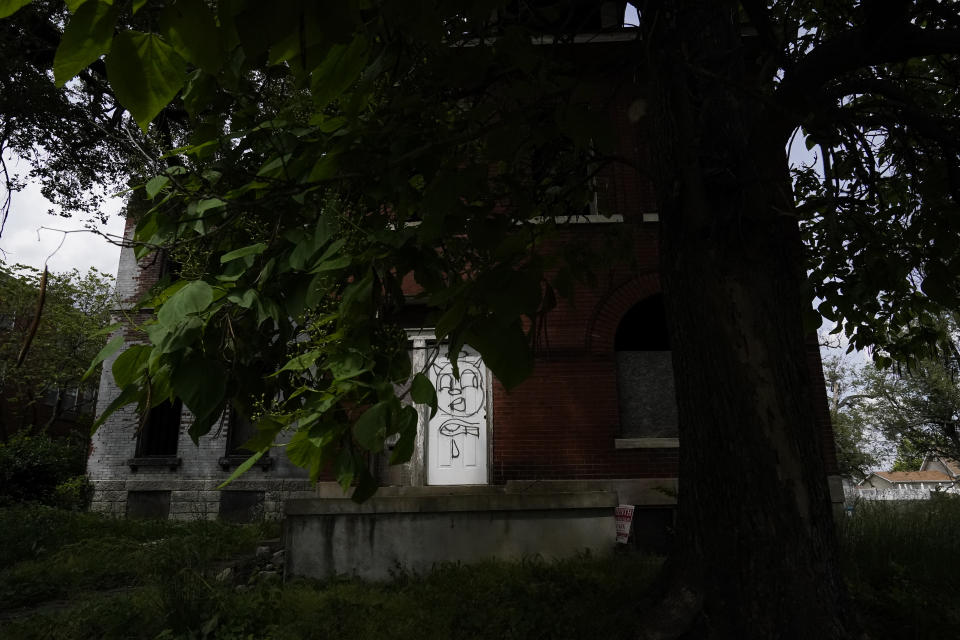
top-left (2, 499), bottom-right (959, 638)
top-left (839, 495), bottom-right (960, 638)
top-left (0, 505), bottom-right (662, 639)
top-left (0, 506), bottom-right (275, 612)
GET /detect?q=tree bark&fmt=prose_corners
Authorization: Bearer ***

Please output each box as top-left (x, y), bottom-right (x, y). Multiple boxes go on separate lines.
top-left (640, 2), bottom-right (853, 638)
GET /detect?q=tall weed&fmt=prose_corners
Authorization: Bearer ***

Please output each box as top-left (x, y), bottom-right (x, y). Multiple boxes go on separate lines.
top-left (839, 496), bottom-right (960, 636)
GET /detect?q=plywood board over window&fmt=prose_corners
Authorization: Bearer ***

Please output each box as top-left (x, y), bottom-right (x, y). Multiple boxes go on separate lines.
top-left (614, 294), bottom-right (679, 448)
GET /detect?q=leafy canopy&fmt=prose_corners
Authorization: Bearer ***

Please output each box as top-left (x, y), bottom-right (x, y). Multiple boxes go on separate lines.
top-left (33, 0), bottom-right (627, 497)
top-left (10, 0), bottom-right (960, 497)
top-left (0, 261), bottom-right (115, 433)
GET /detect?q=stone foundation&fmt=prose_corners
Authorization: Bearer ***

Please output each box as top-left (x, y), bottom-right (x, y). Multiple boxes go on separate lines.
top-left (284, 490), bottom-right (618, 580)
top-left (90, 478), bottom-right (318, 520)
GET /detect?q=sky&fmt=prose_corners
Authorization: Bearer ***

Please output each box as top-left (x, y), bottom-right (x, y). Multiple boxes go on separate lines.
top-left (0, 153), bottom-right (125, 278)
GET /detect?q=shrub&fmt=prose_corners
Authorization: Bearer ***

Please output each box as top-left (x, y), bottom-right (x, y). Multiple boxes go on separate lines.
top-left (0, 433), bottom-right (88, 506)
top-left (53, 475), bottom-right (94, 511)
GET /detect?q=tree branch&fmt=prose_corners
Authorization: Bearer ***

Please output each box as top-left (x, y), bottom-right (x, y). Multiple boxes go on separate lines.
top-left (778, 26), bottom-right (960, 108)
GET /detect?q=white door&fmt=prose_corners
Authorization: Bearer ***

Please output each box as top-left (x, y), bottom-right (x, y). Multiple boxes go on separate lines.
top-left (427, 345), bottom-right (488, 485)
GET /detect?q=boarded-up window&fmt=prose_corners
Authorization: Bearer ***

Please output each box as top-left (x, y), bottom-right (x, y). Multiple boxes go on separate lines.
top-left (219, 491), bottom-right (264, 523)
top-left (137, 399), bottom-right (182, 456)
top-left (126, 491), bottom-right (171, 519)
top-left (615, 294), bottom-right (678, 438)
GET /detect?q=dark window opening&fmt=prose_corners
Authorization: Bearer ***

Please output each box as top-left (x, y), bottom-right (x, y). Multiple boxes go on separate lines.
top-left (219, 405), bottom-right (274, 471)
top-left (615, 294), bottom-right (678, 438)
top-left (226, 407), bottom-right (257, 456)
top-left (614, 293), bottom-right (669, 350)
top-left (137, 399), bottom-right (182, 456)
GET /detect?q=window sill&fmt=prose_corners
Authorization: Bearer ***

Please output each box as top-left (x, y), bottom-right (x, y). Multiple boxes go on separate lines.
top-left (127, 456), bottom-right (181, 472)
top-left (218, 455), bottom-right (274, 472)
top-left (615, 438), bottom-right (679, 449)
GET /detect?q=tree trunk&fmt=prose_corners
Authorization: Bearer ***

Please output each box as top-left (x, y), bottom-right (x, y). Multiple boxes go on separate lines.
top-left (641, 3), bottom-right (853, 638)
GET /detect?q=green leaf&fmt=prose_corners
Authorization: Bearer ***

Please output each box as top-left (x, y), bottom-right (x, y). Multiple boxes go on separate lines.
top-left (286, 430), bottom-right (322, 468)
top-left (309, 237), bottom-right (346, 270)
top-left (329, 352), bottom-right (367, 381)
top-left (159, 0), bottom-right (223, 74)
top-left (227, 288), bottom-right (258, 309)
top-left (189, 408), bottom-right (224, 444)
top-left (389, 405), bottom-right (419, 465)
top-left (310, 35), bottom-right (368, 109)
top-left (111, 344), bottom-right (151, 388)
top-left (216, 450), bottom-right (265, 489)
top-left (410, 372), bottom-right (437, 418)
top-left (0, 0), bottom-right (31, 19)
top-left (54, 0), bottom-right (120, 86)
top-left (81, 333), bottom-right (124, 382)
top-left (311, 255), bottom-right (352, 273)
top-left (171, 357), bottom-right (227, 422)
top-left (465, 321), bottom-right (532, 390)
top-left (145, 175), bottom-right (170, 199)
top-left (351, 466), bottom-right (379, 503)
top-left (288, 237), bottom-right (319, 271)
top-left (106, 30), bottom-right (187, 131)
top-left (221, 242), bottom-right (267, 263)
top-left (309, 153), bottom-right (339, 182)
top-left (91, 385), bottom-right (140, 433)
top-left (339, 270), bottom-right (374, 317)
top-left (273, 350), bottom-right (322, 375)
top-left (335, 446), bottom-right (355, 492)
top-left (195, 197), bottom-right (227, 214)
top-left (147, 316), bottom-right (203, 353)
top-left (352, 401), bottom-right (390, 452)
top-left (243, 416), bottom-right (287, 452)
top-left (157, 280), bottom-right (214, 327)
top-left (435, 301), bottom-right (465, 340)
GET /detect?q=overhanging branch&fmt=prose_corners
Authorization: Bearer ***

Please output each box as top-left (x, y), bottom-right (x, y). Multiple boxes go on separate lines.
top-left (778, 26), bottom-right (960, 109)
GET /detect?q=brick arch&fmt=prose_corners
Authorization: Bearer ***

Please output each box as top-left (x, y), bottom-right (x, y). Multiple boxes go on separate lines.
top-left (585, 272), bottom-right (661, 353)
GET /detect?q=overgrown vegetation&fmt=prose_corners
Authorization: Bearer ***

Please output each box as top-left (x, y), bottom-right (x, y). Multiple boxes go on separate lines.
top-left (823, 314), bottom-right (960, 475)
top-left (1, 502), bottom-right (958, 638)
top-left (0, 263), bottom-right (114, 439)
top-left (839, 497), bottom-right (960, 637)
top-left (0, 505), bottom-right (660, 639)
top-left (0, 433), bottom-right (90, 509)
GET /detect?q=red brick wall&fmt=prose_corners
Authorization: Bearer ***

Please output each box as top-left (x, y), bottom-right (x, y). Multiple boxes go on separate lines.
top-left (491, 226), bottom-right (678, 482)
top-left (484, 87), bottom-right (839, 481)
top-left (491, 255), bottom-right (839, 482)
top-left (491, 354), bottom-right (680, 482)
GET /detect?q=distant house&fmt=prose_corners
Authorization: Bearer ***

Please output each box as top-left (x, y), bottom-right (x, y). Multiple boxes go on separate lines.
top-left (859, 471), bottom-right (954, 491)
top-left (856, 466), bottom-right (958, 501)
top-left (920, 455), bottom-right (960, 480)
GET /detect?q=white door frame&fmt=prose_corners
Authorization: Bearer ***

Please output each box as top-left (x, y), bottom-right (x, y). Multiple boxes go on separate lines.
top-left (407, 332), bottom-right (490, 486)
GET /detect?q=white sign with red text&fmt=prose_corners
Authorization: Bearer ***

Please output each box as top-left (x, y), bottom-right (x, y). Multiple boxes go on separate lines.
top-left (615, 505), bottom-right (635, 544)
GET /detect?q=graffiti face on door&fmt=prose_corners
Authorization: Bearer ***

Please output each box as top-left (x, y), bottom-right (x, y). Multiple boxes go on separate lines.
top-left (427, 348), bottom-right (487, 484)
top-left (434, 358), bottom-right (485, 419)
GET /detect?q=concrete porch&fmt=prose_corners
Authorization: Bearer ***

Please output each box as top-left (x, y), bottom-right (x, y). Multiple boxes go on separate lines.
top-left (283, 486), bottom-right (619, 580)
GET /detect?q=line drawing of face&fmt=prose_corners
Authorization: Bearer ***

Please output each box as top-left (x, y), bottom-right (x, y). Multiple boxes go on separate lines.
top-left (432, 357), bottom-right (485, 419)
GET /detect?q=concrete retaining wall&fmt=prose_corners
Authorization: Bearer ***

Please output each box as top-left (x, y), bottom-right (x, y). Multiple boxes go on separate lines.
top-left (284, 490), bottom-right (617, 580)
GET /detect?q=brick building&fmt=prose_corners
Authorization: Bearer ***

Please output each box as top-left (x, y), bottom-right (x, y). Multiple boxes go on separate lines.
top-left (87, 21), bottom-right (842, 535)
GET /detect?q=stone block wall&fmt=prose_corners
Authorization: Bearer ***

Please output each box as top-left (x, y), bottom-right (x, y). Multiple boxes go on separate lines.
top-left (88, 306), bottom-right (314, 519)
